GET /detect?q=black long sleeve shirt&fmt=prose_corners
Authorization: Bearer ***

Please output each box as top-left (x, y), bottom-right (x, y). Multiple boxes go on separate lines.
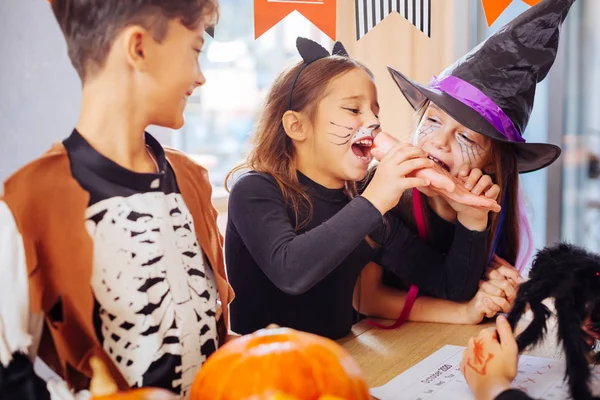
top-left (225, 171), bottom-right (489, 339)
top-left (382, 195), bottom-right (489, 297)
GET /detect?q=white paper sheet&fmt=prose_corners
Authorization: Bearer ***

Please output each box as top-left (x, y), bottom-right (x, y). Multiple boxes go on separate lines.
top-left (371, 345), bottom-right (600, 400)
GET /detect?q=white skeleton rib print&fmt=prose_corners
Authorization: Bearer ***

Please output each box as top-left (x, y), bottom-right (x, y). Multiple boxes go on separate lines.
top-left (85, 192), bottom-right (218, 398)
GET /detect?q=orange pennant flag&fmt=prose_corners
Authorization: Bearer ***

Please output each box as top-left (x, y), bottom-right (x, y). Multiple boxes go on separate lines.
top-left (254, 0), bottom-right (336, 40)
top-left (481, 0), bottom-right (542, 27)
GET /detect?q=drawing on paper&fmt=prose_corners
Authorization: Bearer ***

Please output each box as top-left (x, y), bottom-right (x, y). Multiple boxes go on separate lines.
top-left (371, 345), bottom-right (600, 400)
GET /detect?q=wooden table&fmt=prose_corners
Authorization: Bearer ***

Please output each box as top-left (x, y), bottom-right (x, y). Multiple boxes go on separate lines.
top-left (339, 312), bottom-right (563, 388)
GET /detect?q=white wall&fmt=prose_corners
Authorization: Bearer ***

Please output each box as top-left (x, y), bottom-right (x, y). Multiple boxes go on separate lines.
top-left (0, 0), bottom-right (81, 182)
top-left (0, 0), bottom-right (171, 183)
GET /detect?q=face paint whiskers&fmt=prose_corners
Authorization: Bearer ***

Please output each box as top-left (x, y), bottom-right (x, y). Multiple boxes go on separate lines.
top-left (328, 121), bottom-right (353, 145)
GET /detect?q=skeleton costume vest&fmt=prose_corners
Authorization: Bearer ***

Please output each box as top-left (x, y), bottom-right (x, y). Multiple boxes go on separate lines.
top-left (0, 130), bottom-right (233, 397)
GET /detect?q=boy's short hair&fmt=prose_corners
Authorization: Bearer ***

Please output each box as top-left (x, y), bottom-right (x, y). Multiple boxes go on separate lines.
top-left (50, 0), bottom-right (218, 81)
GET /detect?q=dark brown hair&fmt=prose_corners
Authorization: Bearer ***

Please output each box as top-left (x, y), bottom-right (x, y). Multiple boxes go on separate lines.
top-left (398, 101), bottom-right (520, 264)
top-left (226, 56), bottom-right (373, 230)
top-left (488, 142), bottom-right (520, 264)
top-left (50, 0), bottom-right (218, 80)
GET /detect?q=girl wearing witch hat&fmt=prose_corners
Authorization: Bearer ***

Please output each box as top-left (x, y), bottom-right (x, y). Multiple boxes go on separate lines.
top-left (357, 0), bottom-right (575, 328)
top-left (224, 37), bottom-right (504, 339)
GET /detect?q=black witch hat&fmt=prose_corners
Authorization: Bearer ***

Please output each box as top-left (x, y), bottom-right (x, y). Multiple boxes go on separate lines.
top-left (388, 0), bottom-right (575, 173)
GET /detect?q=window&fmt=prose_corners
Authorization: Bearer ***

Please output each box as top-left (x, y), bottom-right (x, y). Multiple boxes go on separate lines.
top-left (172, 0), bottom-right (333, 198)
top-left (561, 0), bottom-right (600, 251)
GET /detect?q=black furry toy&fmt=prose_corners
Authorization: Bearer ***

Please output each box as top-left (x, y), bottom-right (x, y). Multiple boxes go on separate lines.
top-left (507, 243), bottom-right (600, 400)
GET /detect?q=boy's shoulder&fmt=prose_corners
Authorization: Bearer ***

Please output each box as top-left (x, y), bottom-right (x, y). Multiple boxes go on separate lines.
top-left (162, 146), bottom-right (212, 183)
top-left (3, 142), bottom-right (74, 198)
top-left (1, 142), bottom-right (89, 229)
top-left (163, 146), bottom-right (207, 171)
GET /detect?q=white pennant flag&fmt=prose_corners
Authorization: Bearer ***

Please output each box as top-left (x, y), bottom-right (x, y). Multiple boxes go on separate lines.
top-left (355, 0), bottom-right (431, 40)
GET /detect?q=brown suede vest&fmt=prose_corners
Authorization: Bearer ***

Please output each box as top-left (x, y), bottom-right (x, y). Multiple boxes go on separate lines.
top-left (1, 143), bottom-right (233, 391)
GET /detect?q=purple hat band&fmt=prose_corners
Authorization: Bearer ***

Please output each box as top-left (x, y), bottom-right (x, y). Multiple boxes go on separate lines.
top-left (429, 75), bottom-right (525, 143)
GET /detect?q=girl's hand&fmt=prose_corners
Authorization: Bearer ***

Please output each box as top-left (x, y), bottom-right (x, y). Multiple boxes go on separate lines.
top-left (372, 132), bottom-right (455, 193)
top-left (460, 316), bottom-right (518, 400)
top-left (479, 276), bottom-right (517, 306)
top-left (362, 141), bottom-right (433, 215)
top-left (449, 164), bottom-right (500, 231)
top-left (480, 255), bottom-right (525, 304)
top-left (460, 164), bottom-right (500, 199)
top-left (463, 288), bottom-right (511, 325)
top-left (490, 254), bottom-right (526, 286)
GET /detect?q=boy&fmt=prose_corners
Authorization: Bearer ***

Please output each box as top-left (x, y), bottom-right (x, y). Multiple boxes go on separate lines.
top-left (0, 1), bottom-right (233, 398)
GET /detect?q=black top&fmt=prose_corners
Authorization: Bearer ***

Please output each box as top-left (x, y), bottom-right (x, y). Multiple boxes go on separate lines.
top-left (225, 171), bottom-right (489, 339)
top-left (382, 196), bottom-right (488, 296)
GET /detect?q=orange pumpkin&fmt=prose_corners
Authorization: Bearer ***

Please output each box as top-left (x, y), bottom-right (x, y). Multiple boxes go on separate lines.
top-left (260, 393), bottom-right (347, 400)
top-left (190, 327), bottom-right (370, 400)
top-left (238, 391), bottom-right (347, 400)
top-left (241, 391), bottom-right (347, 400)
top-left (89, 357), bottom-right (177, 400)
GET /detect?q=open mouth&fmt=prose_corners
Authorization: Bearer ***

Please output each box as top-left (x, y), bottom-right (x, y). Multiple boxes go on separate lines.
top-left (351, 138), bottom-right (373, 160)
top-left (428, 155), bottom-right (450, 172)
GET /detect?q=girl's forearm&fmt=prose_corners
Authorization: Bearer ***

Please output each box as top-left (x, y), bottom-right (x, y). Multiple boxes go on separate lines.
top-left (354, 263), bottom-right (474, 324)
top-left (360, 286), bottom-right (471, 324)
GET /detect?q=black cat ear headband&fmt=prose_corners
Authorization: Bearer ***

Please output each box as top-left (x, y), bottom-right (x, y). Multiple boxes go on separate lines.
top-left (287, 37), bottom-right (350, 111)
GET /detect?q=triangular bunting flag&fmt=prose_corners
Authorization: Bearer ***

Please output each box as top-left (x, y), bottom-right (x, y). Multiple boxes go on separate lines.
top-left (254, 0), bottom-right (337, 40)
top-left (355, 0), bottom-right (431, 40)
top-left (481, 0), bottom-right (542, 27)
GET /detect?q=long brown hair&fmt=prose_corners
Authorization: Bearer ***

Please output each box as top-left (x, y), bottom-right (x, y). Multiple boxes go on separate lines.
top-left (399, 101), bottom-right (520, 265)
top-left (226, 55), bottom-right (373, 230)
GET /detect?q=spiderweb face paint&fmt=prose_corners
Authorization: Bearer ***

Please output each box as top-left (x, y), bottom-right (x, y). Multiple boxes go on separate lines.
top-left (457, 133), bottom-right (488, 166)
top-left (415, 113), bottom-right (490, 169)
top-left (415, 119), bottom-right (440, 146)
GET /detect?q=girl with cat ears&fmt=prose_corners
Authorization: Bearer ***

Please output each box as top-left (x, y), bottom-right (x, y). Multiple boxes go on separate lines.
top-left (224, 37), bottom-right (499, 338)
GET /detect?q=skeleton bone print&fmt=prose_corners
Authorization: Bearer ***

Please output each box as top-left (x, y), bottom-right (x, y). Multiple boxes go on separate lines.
top-left (85, 192), bottom-right (218, 398)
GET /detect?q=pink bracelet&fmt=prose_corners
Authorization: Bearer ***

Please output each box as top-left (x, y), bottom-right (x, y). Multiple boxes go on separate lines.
top-left (367, 189), bottom-right (425, 329)
top-left (367, 284), bottom-right (419, 329)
